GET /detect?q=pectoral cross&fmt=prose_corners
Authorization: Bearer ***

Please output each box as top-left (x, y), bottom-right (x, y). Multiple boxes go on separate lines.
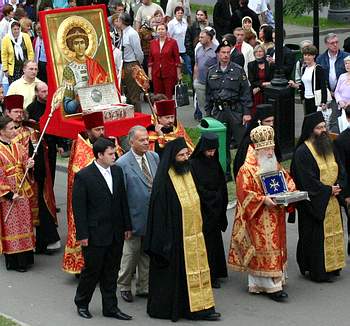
top-left (269, 178), bottom-right (280, 192)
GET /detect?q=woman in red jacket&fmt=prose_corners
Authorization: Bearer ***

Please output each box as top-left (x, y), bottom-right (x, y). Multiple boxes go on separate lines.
top-left (148, 23), bottom-right (182, 99)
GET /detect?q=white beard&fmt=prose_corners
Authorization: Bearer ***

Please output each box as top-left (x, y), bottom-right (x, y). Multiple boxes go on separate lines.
top-left (257, 153), bottom-right (278, 174)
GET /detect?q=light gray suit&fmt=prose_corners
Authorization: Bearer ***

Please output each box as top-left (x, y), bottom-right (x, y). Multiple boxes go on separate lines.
top-left (117, 150), bottom-right (159, 294)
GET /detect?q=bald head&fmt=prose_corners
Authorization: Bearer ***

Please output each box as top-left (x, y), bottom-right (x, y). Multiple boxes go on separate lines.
top-left (35, 82), bottom-right (48, 103)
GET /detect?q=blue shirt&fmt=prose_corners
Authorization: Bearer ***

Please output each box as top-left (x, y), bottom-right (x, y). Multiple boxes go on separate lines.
top-left (53, 0), bottom-right (68, 8)
top-left (39, 40), bottom-right (47, 62)
top-left (195, 43), bottom-right (217, 84)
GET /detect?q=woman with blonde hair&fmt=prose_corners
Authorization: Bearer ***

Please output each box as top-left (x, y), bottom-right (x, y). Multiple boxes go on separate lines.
top-left (248, 44), bottom-right (272, 116)
top-left (19, 17), bottom-right (34, 40)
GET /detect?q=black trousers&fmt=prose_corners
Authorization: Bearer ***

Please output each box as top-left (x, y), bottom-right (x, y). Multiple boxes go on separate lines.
top-left (212, 108), bottom-right (246, 177)
top-left (74, 239), bottom-right (123, 314)
top-left (37, 61), bottom-right (47, 84)
top-left (35, 181), bottom-right (60, 252)
top-left (304, 98), bottom-right (317, 115)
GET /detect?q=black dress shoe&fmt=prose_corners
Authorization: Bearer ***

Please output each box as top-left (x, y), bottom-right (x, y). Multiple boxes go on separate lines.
top-left (103, 310), bottom-right (132, 320)
top-left (135, 292), bottom-right (148, 298)
top-left (201, 312), bottom-right (221, 321)
top-left (268, 290), bottom-right (288, 302)
top-left (15, 267), bottom-right (27, 273)
top-left (121, 290), bottom-right (133, 302)
top-left (77, 307), bottom-right (92, 319)
top-left (211, 279), bottom-right (221, 289)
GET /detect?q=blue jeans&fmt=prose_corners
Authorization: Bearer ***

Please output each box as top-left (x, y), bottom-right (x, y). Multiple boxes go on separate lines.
top-left (180, 53), bottom-right (192, 76)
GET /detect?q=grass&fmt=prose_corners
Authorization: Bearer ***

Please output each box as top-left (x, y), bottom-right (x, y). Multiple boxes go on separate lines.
top-left (185, 127), bottom-right (201, 145)
top-left (284, 15), bottom-right (350, 29)
top-left (0, 316), bottom-right (20, 326)
top-left (190, 3), bottom-right (214, 16)
top-left (191, 3), bottom-right (350, 29)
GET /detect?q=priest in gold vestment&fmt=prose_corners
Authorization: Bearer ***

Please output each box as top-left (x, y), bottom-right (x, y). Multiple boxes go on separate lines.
top-left (147, 99), bottom-right (194, 157)
top-left (145, 138), bottom-right (220, 322)
top-left (291, 112), bottom-right (347, 283)
top-left (228, 125), bottom-right (296, 302)
top-left (0, 116), bottom-right (35, 272)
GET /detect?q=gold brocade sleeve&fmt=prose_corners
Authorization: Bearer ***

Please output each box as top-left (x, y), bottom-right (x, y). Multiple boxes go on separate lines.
top-left (0, 167), bottom-right (11, 198)
top-left (236, 166), bottom-right (265, 220)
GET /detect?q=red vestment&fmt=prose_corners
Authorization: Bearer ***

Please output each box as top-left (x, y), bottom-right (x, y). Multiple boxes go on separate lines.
top-left (0, 141), bottom-right (35, 255)
top-left (13, 126), bottom-right (40, 226)
top-left (148, 120), bottom-right (194, 153)
top-left (228, 145), bottom-right (295, 277)
top-left (86, 57), bottom-right (109, 86)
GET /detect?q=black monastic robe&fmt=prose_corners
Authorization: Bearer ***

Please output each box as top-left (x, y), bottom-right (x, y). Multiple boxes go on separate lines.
top-left (144, 172), bottom-right (215, 322)
top-left (190, 154), bottom-right (228, 280)
top-left (291, 143), bottom-right (347, 281)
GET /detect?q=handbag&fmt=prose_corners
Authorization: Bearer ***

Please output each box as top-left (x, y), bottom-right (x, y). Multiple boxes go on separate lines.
top-left (338, 107), bottom-right (349, 133)
top-left (175, 81), bottom-right (190, 107)
top-left (313, 65), bottom-right (332, 106)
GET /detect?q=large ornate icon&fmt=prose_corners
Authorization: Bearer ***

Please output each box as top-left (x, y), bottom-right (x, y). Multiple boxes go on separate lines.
top-left (57, 16), bottom-right (110, 114)
top-left (39, 5), bottom-right (150, 139)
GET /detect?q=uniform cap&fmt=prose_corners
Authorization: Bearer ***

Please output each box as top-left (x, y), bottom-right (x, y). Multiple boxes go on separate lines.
top-left (216, 39), bottom-right (231, 53)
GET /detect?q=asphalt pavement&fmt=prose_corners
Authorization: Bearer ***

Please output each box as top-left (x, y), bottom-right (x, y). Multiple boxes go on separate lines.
top-left (1, 7), bottom-right (350, 326)
top-left (0, 169), bottom-right (350, 326)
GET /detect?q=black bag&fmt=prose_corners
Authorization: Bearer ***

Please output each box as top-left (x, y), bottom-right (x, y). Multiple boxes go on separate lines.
top-left (175, 81), bottom-right (190, 107)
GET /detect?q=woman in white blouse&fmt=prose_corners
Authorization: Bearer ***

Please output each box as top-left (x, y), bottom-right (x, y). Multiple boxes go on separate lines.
top-left (289, 45), bottom-right (327, 115)
top-left (167, 6), bottom-right (192, 75)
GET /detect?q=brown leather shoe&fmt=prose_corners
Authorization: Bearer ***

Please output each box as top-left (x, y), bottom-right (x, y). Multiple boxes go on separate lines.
top-left (120, 290), bottom-right (133, 303)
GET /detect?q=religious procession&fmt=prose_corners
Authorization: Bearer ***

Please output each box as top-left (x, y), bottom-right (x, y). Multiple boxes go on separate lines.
top-left (0, 0), bottom-right (350, 325)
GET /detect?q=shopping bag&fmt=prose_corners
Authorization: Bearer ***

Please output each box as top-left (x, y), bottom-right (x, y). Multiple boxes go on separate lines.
top-left (338, 107), bottom-right (349, 133)
top-left (175, 81), bottom-right (190, 107)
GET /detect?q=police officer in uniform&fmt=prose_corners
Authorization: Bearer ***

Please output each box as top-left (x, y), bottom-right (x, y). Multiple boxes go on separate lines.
top-left (205, 40), bottom-right (252, 181)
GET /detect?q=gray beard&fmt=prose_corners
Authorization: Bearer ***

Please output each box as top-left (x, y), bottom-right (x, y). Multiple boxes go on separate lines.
top-left (257, 153), bottom-right (278, 174)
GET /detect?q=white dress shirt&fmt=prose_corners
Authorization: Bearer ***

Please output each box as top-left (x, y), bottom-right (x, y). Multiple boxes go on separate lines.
top-left (328, 51), bottom-right (338, 91)
top-left (301, 65), bottom-right (315, 99)
top-left (94, 161), bottom-right (113, 194)
top-left (120, 25), bottom-right (144, 64)
top-left (248, 0), bottom-right (268, 14)
top-left (131, 149), bottom-right (151, 174)
top-left (168, 17), bottom-right (188, 53)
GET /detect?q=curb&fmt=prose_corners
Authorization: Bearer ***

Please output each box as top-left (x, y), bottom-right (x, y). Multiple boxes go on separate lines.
top-left (227, 201), bottom-right (236, 210)
top-left (56, 163), bottom-right (68, 173)
top-left (286, 27), bottom-right (350, 40)
top-left (0, 313), bottom-right (31, 326)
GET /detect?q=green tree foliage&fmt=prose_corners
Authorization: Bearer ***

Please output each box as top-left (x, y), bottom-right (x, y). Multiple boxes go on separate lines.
top-left (283, 0), bottom-right (350, 16)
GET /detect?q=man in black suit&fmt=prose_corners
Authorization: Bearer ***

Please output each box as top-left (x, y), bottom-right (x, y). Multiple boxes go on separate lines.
top-left (334, 105), bottom-right (350, 254)
top-left (72, 137), bottom-right (132, 320)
